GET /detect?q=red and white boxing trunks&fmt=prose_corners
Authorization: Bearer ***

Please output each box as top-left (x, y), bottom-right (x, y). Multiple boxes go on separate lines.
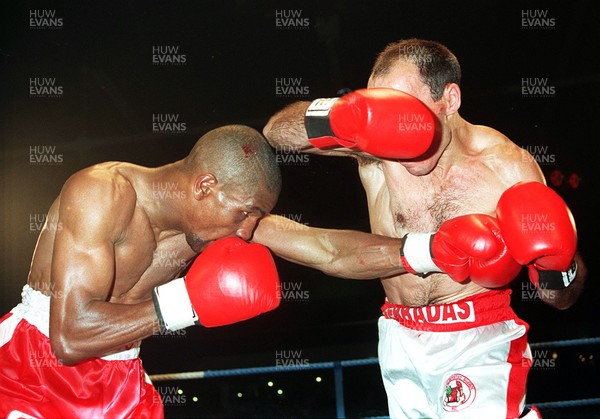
top-left (378, 289), bottom-right (533, 418)
top-left (0, 285), bottom-right (163, 419)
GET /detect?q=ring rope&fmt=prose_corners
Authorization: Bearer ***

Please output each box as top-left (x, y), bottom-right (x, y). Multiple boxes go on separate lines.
top-left (149, 359), bottom-right (378, 381)
top-left (528, 397), bottom-right (600, 408)
top-left (149, 336), bottom-right (599, 382)
top-left (529, 336), bottom-right (600, 348)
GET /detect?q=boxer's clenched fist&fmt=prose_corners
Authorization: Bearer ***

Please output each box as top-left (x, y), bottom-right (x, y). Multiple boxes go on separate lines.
top-left (153, 238), bottom-right (280, 330)
top-left (304, 88), bottom-right (436, 159)
top-left (496, 181), bottom-right (578, 289)
top-left (400, 214), bottom-right (522, 288)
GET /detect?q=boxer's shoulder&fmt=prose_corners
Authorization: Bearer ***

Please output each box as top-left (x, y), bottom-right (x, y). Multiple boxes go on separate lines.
top-left (63, 162), bottom-right (136, 201)
top-left (462, 124), bottom-right (526, 164)
top-left (459, 123), bottom-right (544, 185)
top-left (58, 162), bottom-right (139, 234)
top-left (459, 123), bottom-right (514, 154)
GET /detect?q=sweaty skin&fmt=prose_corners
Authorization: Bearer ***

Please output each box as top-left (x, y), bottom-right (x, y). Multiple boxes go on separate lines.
top-left (255, 60), bottom-right (585, 309)
top-left (28, 161), bottom-right (275, 365)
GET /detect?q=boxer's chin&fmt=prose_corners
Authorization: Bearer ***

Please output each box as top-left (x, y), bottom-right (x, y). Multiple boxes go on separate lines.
top-left (401, 161), bottom-right (436, 176)
top-left (186, 233), bottom-right (209, 253)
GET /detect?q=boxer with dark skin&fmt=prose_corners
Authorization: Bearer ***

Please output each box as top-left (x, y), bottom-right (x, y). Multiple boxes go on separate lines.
top-left (34, 125), bottom-right (281, 364)
top-left (0, 125), bottom-right (282, 418)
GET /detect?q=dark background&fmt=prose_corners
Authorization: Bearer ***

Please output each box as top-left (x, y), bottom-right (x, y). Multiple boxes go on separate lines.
top-left (2, 1), bottom-right (599, 417)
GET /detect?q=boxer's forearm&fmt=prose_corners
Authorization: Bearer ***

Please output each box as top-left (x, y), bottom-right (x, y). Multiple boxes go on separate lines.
top-left (254, 215), bottom-right (404, 279)
top-left (263, 101), bottom-right (370, 158)
top-left (50, 299), bottom-right (159, 365)
top-left (263, 102), bottom-right (311, 150)
top-left (320, 231), bottom-right (404, 279)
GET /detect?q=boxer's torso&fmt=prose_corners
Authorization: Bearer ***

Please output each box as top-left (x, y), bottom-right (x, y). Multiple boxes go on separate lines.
top-left (358, 123), bottom-right (522, 306)
top-left (27, 162), bottom-right (196, 305)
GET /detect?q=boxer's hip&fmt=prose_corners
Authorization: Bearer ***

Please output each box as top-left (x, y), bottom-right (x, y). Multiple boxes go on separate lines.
top-left (378, 290), bottom-right (531, 417)
top-left (0, 285), bottom-right (162, 419)
top-left (2, 284), bottom-right (140, 360)
top-left (381, 289), bottom-right (523, 332)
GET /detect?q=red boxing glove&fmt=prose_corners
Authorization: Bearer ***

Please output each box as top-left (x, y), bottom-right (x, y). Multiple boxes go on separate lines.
top-left (153, 238), bottom-right (280, 330)
top-left (496, 181), bottom-right (578, 289)
top-left (304, 88), bottom-right (435, 159)
top-left (400, 214), bottom-right (522, 288)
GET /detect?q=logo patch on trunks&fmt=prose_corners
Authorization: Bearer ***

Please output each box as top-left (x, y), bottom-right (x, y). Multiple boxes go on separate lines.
top-left (443, 373), bottom-right (476, 412)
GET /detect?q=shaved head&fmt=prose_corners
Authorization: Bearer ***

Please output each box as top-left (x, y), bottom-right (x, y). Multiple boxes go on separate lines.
top-left (184, 125), bottom-right (281, 196)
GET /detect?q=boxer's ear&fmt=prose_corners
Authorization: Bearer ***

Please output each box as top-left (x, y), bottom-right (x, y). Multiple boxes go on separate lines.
top-left (193, 174), bottom-right (217, 200)
top-left (442, 83), bottom-right (461, 116)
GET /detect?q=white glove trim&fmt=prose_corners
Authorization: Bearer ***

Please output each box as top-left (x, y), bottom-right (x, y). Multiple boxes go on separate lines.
top-left (402, 233), bottom-right (441, 274)
top-left (153, 277), bottom-right (199, 331)
top-left (305, 98), bottom-right (339, 117)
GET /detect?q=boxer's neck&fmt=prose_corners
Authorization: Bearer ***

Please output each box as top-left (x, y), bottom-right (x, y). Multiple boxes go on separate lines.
top-left (127, 161), bottom-right (188, 236)
top-left (437, 114), bottom-right (471, 166)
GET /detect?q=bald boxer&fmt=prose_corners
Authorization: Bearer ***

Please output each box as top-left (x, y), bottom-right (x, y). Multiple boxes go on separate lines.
top-left (254, 39), bottom-right (585, 418)
top-left (0, 125), bottom-right (282, 418)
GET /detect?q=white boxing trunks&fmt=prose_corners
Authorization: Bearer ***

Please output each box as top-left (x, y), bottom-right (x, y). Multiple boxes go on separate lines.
top-left (0, 285), bottom-right (163, 419)
top-left (378, 289), bottom-right (533, 419)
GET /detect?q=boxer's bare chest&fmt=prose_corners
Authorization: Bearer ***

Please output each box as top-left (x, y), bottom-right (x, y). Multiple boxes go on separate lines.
top-left (31, 203), bottom-right (196, 303)
top-left (360, 160), bottom-right (496, 237)
top-left (358, 159), bottom-right (499, 305)
top-left (110, 209), bottom-right (196, 301)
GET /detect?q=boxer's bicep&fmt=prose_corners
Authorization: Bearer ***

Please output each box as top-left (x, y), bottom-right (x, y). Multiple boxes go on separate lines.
top-left (51, 171), bottom-right (126, 308)
top-left (49, 172), bottom-right (138, 363)
top-left (52, 208), bottom-right (117, 300)
top-left (50, 214), bottom-right (117, 338)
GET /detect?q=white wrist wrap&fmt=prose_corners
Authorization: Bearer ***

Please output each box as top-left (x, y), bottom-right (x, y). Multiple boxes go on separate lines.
top-left (402, 233), bottom-right (441, 274)
top-left (153, 277), bottom-right (198, 331)
top-left (305, 98), bottom-right (339, 117)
